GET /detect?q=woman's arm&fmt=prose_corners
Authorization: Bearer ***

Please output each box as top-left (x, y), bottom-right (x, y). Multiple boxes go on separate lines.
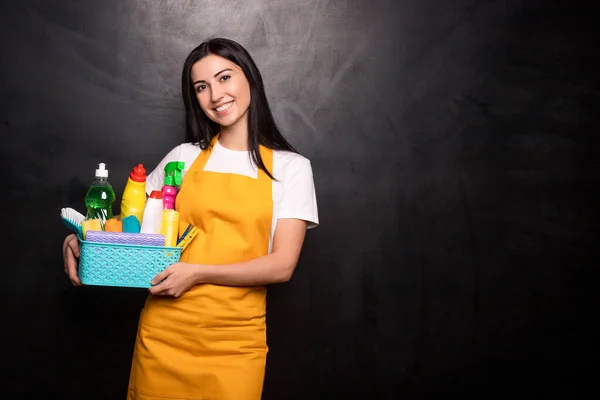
top-left (148, 218), bottom-right (308, 296)
top-left (197, 218), bottom-right (308, 285)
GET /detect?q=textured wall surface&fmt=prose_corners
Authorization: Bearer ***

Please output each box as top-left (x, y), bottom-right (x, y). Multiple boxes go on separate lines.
top-left (1, 0), bottom-right (597, 398)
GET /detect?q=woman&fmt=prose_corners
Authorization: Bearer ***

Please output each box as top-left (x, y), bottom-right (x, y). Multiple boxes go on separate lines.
top-left (62, 38), bottom-right (319, 399)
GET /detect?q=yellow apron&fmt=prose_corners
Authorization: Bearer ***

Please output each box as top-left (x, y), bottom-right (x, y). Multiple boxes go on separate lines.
top-left (127, 135), bottom-right (273, 400)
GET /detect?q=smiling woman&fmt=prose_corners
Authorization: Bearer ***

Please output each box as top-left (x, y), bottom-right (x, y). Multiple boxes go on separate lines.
top-left (61, 38), bottom-right (319, 400)
top-left (191, 59), bottom-right (251, 136)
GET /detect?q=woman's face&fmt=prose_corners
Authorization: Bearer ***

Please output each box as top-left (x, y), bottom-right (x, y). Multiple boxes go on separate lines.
top-left (191, 54), bottom-right (251, 129)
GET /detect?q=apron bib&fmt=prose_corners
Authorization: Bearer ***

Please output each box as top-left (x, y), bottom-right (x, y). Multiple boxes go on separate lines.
top-left (127, 135), bottom-right (273, 400)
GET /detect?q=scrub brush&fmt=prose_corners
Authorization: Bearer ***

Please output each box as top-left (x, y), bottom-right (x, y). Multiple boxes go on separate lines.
top-left (176, 224), bottom-right (199, 251)
top-left (61, 207), bottom-right (85, 238)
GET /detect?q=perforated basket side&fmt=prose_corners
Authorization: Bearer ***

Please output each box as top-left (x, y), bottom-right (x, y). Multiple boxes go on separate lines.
top-left (78, 240), bottom-right (181, 288)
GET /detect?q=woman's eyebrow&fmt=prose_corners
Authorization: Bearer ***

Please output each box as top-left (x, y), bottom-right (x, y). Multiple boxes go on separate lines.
top-left (193, 68), bottom-right (233, 85)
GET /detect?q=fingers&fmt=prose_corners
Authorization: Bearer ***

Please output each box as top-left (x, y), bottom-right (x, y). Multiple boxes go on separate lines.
top-left (148, 282), bottom-right (181, 298)
top-left (151, 266), bottom-right (171, 286)
top-left (148, 284), bottom-right (164, 296)
top-left (148, 267), bottom-right (170, 295)
top-left (62, 234), bottom-right (79, 257)
top-left (149, 266), bottom-right (185, 296)
top-left (63, 234), bottom-right (82, 286)
top-left (65, 248), bottom-right (82, 286)
top-left (148, 280), bottom-right (171, 296)
top-left (68, 237), bottom-right (80, 258)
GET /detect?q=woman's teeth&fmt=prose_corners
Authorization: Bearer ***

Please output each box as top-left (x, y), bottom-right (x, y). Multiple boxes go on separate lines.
top-left (216, 102), bottom-right (233, 112)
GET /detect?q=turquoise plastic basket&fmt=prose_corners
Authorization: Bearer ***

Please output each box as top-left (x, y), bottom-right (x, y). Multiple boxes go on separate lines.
top-left (78, 238), bottom-right (182, 288)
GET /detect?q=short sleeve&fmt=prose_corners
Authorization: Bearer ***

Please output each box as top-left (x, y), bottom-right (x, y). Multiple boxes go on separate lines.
top-left (278, 157), bottom-right (319, 229)
top-left (145, 145), bottom-right (182, 195)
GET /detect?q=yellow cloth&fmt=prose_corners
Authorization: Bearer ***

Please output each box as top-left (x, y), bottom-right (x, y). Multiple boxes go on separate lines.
top-left (127, 135), bottom-right (273, 399)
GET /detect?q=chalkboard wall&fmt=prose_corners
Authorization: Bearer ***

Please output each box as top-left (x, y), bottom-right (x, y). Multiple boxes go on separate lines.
top-left (1, 0), bottom-right (597, 398)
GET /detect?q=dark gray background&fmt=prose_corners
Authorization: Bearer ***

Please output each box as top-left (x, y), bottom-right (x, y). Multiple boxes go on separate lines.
top-left (1, 0), bottom-right (597, 398)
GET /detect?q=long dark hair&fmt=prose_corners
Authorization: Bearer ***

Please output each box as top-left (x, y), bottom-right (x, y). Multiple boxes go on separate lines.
top-left (181, 38), bottom-right (297, 179)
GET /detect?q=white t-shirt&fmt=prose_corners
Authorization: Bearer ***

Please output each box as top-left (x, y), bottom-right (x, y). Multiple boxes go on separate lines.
top-left (146, 141), bottom-right (319, 252)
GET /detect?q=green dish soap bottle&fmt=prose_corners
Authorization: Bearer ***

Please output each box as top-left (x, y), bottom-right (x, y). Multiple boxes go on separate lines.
top-left (85, 162), bottom-right (116, 229)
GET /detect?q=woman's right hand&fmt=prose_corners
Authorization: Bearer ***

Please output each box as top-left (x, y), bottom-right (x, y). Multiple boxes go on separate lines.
top-left (63, 233), bottom-right (82, 286)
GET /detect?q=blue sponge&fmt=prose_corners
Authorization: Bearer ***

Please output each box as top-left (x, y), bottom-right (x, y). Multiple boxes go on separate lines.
top-left (121, 215), bottom-right (141, 233)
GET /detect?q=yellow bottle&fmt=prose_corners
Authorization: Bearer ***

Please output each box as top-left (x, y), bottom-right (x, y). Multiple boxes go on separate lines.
top-left (160, 209), bottom-right (180, 247)
top-left (120, 164), bottom-right (147, 225)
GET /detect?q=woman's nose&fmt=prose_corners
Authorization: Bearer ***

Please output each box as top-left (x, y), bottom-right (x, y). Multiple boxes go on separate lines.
top-left (211, 86), bottom-right (224, 102)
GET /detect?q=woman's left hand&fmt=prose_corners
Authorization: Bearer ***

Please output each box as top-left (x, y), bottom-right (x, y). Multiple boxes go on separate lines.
top-left (148, 263), bottom-right (201, 297)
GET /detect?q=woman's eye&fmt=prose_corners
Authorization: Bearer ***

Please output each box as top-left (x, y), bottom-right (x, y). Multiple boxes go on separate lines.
top-left (220, 75), bottom-right (230, 82)
top-left (196, 84), bottom-right (206, 92)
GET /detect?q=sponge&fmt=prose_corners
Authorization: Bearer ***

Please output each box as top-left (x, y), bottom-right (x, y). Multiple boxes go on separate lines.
top-left (104, 218), bottom-right (122, 232)
top-left (81, 219), bottom-right (102, 239)
top-left (122, 215), bottom-right (141, 233)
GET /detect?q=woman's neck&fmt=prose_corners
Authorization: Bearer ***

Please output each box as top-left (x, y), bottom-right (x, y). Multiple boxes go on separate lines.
top-left (218, 117), bottom-right (249, 151)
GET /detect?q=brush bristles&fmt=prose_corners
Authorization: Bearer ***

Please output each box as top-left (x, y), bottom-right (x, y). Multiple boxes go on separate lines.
top-left (61, 207), bottom-right (85, 225)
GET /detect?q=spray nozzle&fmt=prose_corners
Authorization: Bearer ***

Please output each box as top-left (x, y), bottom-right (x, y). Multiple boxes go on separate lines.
top-left (95, 163), bottom-right (108, 178)
top-left (164, 161), bottom-right (185, 186)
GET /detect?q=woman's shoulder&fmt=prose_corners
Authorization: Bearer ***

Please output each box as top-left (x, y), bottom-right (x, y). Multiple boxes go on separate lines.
top-left (161, 142), bottom-right (201, 163)
top-left (272, 150), bottom-right (313, 179)
top-left (273, 149), bottom-right (311, 164)
top-left (175, 142), bottom-right (202, 156)
top-left (148, 143), bottom-right (202, 177)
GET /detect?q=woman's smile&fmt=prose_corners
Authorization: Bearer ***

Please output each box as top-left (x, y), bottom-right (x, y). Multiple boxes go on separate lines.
top-left (214, 100), bottom-right (234, 114)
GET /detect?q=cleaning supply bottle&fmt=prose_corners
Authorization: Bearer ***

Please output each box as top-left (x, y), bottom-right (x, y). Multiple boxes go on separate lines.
top-left (120, 164), bottom-right (147, 225)
top-left (162, 175), bottom-right (178, 210)
top-left (140, 190), bottom-right (164, 234)
top-left (84, 163), bottom-right (116, 229)
top-left (161, 161), bottom-right (185, 209)
top-left (158, 161), bottom-right (184, 245)
top-left (160, 209), bottom-right (180, 247)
